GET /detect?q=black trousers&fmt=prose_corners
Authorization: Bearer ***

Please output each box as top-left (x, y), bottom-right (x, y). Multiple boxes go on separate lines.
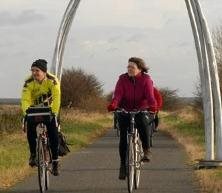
top-left (27, 116), bottom-right (59, 160)
top-left (117, 113), bottom-right (152, 165)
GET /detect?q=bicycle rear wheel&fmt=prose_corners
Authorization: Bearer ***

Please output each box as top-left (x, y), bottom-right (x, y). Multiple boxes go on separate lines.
top-left (150, 122), bottom-right (154, 147)
top-left (116, 124), bottom-right (120, 137)
top-left (126, 135), bottom-right (135, 193)
top-left (37, 137), bottom-right (46, 193)
top-left (134, 135), bottom-right (142, 189)
top-left (45, 170), bottom-right (49, 190)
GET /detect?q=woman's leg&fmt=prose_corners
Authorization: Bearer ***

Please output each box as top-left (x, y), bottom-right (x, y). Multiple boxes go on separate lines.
top-left (136, 113), bottom-right (152, 161)
top-left (27, 118), bottom-right (38, 166)
top-left (27, 118), bottom-right (38, 156)
top-left (118, 113), bottom-right (130, 165)
top-left (45, 116), bottom-right (59, 160)
top-left (117, 113), bottom-right (130, 179)
top-left (136, 113), bottom-right (151, 150)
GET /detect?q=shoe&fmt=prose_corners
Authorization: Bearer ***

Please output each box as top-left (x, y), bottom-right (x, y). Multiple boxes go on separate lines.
top-left (141, 149), bottom-right (151, 162)
top-left (119, 164), bottom-right (126, 180)
top-left (29, 154), bottom-right (37, 167)
top-left (52, 160), bottom-right (60, 176)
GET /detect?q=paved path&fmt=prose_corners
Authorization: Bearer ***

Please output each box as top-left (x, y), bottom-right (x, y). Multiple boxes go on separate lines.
top-left (6, 129), bottom-right (200, 193)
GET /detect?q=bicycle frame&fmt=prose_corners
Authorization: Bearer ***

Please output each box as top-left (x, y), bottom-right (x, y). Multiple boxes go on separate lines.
top-left (115, 109), bottom-right (147, 193)
top-left (26, 107), bottom-right (52, 193)
top-left (37, 123), bottom-right (52, 193)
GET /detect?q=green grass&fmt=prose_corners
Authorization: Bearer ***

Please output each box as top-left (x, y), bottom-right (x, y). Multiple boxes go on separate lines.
top-left (162, 113), bottom-right (205, 145)
top-left (0, 135), bottom-right (28, 170)
top-left (0, 111), bottom-right (22, 134)
top-left (61, 117), bottom-right (112, 149)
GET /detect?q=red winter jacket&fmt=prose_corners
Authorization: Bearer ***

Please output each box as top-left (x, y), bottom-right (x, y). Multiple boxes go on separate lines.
top-left (153, 87), bottom-right (163, 111)
top-left (110, 73), bottom-right (157, 112)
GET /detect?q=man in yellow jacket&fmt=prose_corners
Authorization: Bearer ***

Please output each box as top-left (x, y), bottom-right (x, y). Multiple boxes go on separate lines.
top-left (21, 59), bottom-right (61, 176)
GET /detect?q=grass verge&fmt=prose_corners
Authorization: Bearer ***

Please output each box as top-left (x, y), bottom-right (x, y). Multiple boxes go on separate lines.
top-left (161, 106), bottom-right (222, 193)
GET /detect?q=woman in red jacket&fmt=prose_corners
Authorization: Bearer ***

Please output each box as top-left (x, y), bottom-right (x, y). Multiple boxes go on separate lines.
top-left (107, 57), bottom-right (157, 180)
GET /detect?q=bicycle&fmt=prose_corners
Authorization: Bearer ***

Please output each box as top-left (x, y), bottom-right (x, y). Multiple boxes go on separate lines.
top-left (115, 109), bottom-right (152, 193)
top-left (26, 107), bottom-right (54, 193)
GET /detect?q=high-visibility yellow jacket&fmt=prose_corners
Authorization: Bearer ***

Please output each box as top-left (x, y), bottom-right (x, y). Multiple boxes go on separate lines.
top-left (21, 72), bottom-right (61, 116)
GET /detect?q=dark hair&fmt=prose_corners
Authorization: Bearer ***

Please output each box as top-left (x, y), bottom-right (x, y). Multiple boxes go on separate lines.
top-left (31, 59), bottom-right (47, 72)
top-left (128, 57), bottom-right (149, 73)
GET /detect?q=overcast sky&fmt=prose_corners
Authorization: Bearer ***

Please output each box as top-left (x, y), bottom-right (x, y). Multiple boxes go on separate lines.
top-left (1, 0), bottom-right (222, 98)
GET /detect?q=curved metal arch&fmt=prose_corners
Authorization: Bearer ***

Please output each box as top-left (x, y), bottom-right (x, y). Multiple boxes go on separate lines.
top-left (51, 0), bottom-right (222, 163)
top-left (185, 0), bottom-right (214, 160)
top-left (185, 0), bottom-right (222, 162)
top-left (51, 0), bottom-right (81, 80)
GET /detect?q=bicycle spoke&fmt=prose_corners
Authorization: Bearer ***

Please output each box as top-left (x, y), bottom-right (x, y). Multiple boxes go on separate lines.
top-left (134, 135), bottom-right (142, 189)
top-left (38, 137), bottom-right (46, 193)
top-left (127, 136), bottom-right (134, 193)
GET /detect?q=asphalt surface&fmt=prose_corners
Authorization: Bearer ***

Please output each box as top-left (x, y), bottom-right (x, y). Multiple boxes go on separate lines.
top-left (6, 129), bottom-right (200, 193)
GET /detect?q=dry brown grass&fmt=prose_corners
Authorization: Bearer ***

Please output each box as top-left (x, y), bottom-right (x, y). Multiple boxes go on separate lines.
top-left (61, 108), bottom-right (112, 123)
top-left (0, 165), bottom-right (32, 189)
top-left (161, 106), bottom-right (222, 193)
top-left (0, 105), bottom-right (20, 112)
top-left (0, 132), bottom-right (30, 190)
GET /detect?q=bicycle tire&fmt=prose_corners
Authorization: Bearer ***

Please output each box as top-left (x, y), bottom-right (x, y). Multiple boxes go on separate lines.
top-left (45, 170), bottom-right (49, 190)
top-left (44, 145), bottom-right (51, 190)
top-left (37, 136), bottom-right (46, 193)
top-left (116, 124), bottom-right (120, 137)
top-left (150, 135), bottom-right (153, 147)
top-left (150, 122), bottom-right (154, 147)
top-left (127, 135), bottom-right (134, 193)
top-left (134, 133), bottom-right (142, 189)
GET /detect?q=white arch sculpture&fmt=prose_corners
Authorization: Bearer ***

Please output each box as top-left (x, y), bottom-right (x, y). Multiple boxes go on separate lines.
top-left (51, 0), bottom-right (222, 167)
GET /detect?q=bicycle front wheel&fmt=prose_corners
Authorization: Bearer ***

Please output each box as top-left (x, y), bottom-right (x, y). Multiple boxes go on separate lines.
top-left (126, 135), bottom-right (135, 193)
top-left (45, 169), bottom-right (50, 190)
top-left (134, 137), bottom-right (143, 189)
top-left (37, 137), bottom-right (46, 193)
top-left (45, 142), bottom-right (51, 190)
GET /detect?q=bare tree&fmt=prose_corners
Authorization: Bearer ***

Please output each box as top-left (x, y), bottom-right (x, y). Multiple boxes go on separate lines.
top-left (61, 68), bottom-right (105, 111)
top-left (159, 87), bottom-right (180, 111)
top-left (194, 25), bottom-right (222, 110)
top-left (213, 26), bottom-right (222, 94)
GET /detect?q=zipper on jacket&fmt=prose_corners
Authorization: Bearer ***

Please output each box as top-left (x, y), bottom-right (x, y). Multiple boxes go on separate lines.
top-left (133, 77), bottom-right (136, 109)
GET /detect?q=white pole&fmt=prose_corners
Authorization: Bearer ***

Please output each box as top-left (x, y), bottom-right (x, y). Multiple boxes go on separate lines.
top-left (188, 0), bottom-right (214, 160)
top-left (51, 0), bottom-right (81, 80)
top-left (57, 0), bottom-right (81, 81)
top-left (194, 0), bottom-right (222, 160)
top-left (51, 0), bottom-right (73, 75)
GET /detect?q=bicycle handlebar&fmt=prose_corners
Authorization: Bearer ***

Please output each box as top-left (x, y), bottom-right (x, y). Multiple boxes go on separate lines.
top-left (26, 107), bottom-right (52, 117)
top-left (114, 109), bottom-right (148, 115)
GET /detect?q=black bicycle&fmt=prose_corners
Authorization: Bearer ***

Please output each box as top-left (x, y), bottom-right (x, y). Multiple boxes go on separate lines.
top-left (115, 109), bottom-right (152, 193)
top-left (26, 107), bottom-right (54, 193)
